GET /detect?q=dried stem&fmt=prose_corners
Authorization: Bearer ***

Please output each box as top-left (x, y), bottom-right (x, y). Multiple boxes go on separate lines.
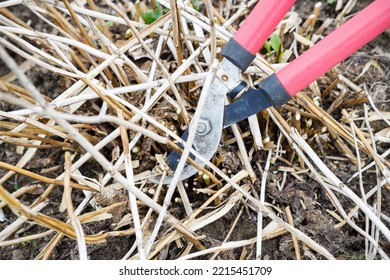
top-left (63, 152), bottom-right (88, 260)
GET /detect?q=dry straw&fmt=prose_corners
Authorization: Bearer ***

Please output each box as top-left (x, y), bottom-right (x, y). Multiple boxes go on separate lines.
top-left (0, 0), bottom-right (389, 260)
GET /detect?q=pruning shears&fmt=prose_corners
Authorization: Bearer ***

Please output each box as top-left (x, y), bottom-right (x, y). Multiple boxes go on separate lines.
top-left (150, 0), bottom-right (390, 184)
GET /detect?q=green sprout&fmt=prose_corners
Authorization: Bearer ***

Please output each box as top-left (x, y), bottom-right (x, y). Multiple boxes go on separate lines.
top-left (264, 33), bottom-right (284, 62)
top-left (192, 0), bottom-right (202, 12)
top-left (141, 1), bottom-right (163, 24)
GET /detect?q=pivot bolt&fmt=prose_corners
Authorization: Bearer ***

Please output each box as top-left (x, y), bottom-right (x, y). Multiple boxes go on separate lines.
top-left (196, 119), bottom-right (211, 136)
top-left (221, 74), bottom-right (229, 82)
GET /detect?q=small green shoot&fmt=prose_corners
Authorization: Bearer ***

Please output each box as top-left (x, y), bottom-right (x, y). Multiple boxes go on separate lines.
top-left (141, 1), bottom-right (163, 24)
top-left (263, 33), bottom-right (284, 62)
top-left (192, 0), bottom-right (202, 12)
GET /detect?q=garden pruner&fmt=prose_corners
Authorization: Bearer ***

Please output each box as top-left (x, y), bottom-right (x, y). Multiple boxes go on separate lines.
top-left (150, 0), bottom-right (390, 184)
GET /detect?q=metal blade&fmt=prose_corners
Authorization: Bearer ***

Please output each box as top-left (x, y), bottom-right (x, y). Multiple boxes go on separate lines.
top-left (149, 72), bottom-right (231, 184)
top-left (223, 87), bottom-right (272, 128)
top-left (149, 59), bottom-right (243, 184)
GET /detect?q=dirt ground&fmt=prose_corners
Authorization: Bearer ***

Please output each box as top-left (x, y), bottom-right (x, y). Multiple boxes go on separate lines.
top-left (0, 0), bottom-right (389, 260)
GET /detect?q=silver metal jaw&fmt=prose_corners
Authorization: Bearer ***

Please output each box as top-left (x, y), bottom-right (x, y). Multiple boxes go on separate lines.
top-left (149, 59), bottom-right (241, 184)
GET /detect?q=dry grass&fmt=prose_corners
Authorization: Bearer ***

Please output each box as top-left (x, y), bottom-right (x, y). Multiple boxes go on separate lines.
top-left (0, 0), bottom-right (389, 260)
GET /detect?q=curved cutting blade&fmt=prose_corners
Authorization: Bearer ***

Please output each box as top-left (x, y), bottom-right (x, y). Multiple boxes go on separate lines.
top-left (223, 87), bottom-right (272, 128)
top-left (149, 77), bottom-right (228, 184)
top-left (150, 63), bottom-right (244, 184)
top-left (149, 59), bottom-right (242, 184)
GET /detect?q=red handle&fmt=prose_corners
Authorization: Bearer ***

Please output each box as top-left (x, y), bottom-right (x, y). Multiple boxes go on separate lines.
top-left (221, 0), bottom-right (295, 70)
top-left (234, 0), bottom-right (296, 55)
top-left (276, 0), bottom-right (390, 96)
